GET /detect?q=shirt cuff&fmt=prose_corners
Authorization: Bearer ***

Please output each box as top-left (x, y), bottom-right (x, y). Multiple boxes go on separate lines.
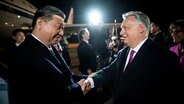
top-left (86, 77), bottom-right (94, 88)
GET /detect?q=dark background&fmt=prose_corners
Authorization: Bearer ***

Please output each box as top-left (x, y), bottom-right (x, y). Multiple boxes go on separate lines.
top-left (28, 0), bottom-right (183, 30)
top-left (27, 0), bottom-right (184, 53)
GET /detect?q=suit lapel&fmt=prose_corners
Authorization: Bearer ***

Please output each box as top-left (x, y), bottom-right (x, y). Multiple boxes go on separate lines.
top-left (52, 46), bottom-right (74, 83)
top-left (123, 39), bottom-right (153, 76)
top-left (28, 35), bottom-right (74, 84)
top-left (52, 46), bottom-right (69, 68)
top-left (27, 35), bottom-right (65, 75)
top-left (116, 46), bottom-right (129, 75)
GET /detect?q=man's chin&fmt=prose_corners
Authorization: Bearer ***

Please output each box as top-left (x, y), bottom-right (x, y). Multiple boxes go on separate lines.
top-left (123, 39), bottom-right (128, 44)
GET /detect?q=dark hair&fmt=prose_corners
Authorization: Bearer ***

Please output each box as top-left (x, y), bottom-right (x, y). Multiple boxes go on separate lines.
top-left (12, 29), bottom-right (24, 37)
top-left (170, 19), bottom-right (184, 31)
top-left (32, 5), bottom-right (66, 28)
top-left (78, 28), bottom-right (88, 42)
top-left (151, 19), bottom-right (163, 30)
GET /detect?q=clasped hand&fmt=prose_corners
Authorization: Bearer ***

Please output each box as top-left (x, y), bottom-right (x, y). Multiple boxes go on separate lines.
top-left (77, 79), bottom-right (91, 95)
top-left (78, 72), bottom-right (97, 95)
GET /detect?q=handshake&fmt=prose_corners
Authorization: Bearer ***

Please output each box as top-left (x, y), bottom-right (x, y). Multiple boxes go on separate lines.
top-left (77, 72), bottom-right (97, 95)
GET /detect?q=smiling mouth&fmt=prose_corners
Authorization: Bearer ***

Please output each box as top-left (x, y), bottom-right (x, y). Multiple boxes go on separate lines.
top-left (120, 37), bottom-right (125, 42)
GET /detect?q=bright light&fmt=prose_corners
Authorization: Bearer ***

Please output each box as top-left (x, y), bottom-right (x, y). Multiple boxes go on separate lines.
top-left (88, 10), bottom-right (103, 25)
top-left (5, 22), bottom-right (8, 25)
top-left (17, 15), bottom-right (21, 18)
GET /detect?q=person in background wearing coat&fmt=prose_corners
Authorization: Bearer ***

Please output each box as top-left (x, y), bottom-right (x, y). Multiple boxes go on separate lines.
top-left (149, 20), bottom-right (166, 47)
top-left (169, 19), bottom-right (184, 72)
top-left (77, 28), bottom-right (97, 75)
top-left (77, 28), bottom-right (104, 104)
top-left (52, 35), bottom-right (71, 67)
top-left (8, 5), bottom-right (86, 104)
top-left (82, 11), bottom-right (184, 104)
top-left (2, 29), bottom-right (25, 67)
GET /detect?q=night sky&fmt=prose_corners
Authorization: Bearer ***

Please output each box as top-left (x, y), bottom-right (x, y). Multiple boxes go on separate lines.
top-left (26, 0), bottom-right (183, 54)
top-left (28, 0), bottom-right (183, 30)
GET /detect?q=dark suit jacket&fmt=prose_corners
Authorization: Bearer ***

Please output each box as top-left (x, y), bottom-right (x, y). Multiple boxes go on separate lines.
top-left (93, 38), bottom-right (184, 104)
top-left (8, 35), bottom-right (85, 104)
top-left (150, 32), bottom-right (166, 47)
top-left (77, 40), bottom-right (97, 74)
top-left (2, 39), bottom-right (17, 67)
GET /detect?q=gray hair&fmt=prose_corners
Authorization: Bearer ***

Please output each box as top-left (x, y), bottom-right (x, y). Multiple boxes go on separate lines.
top-left (122, 11), bottom-right (150, 35)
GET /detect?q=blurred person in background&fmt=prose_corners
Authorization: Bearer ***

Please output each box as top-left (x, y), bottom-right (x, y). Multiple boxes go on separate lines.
top-left (2, 28), bottom-right (25, 67)
top-left (52, 35), bottom-right (71, 67)
top-left (169, 19), bottom-right (184, 72)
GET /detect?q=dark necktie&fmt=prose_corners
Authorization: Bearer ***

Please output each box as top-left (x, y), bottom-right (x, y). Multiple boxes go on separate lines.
top-left (49, 48), bottom-right (55, 56)
top-left (50, 47), bottom-right (74, 84)
top-left (128, 50), bottom-right (135, 64)
top-left (49, 47), bottom-right (61, 64)
top-left (123, 49), bottom-right (135, 72)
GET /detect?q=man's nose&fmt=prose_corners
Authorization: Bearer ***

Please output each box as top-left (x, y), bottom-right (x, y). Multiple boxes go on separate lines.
top-left (120, 28), bottom-right (125, 36)
top-left (58, 29), bottom-right (64, 36)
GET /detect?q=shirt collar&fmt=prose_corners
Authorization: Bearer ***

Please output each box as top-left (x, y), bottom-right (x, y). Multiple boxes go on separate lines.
top-left (31, 34), bottom-right (50, 50)
top-left (83, 39), bottom-right (89, 44)
top-left (15, 42), bottom-right (20, 46)
top-left (131, 37), bottom-right (148, 53)
top-left (31, 34), bottom-right (49, 48)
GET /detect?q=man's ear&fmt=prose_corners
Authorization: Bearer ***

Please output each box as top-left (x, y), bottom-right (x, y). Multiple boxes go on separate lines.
top-left (138, 24), bottom-right (145, 34)
top-left (36, 17), bottom-right (45, 30)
